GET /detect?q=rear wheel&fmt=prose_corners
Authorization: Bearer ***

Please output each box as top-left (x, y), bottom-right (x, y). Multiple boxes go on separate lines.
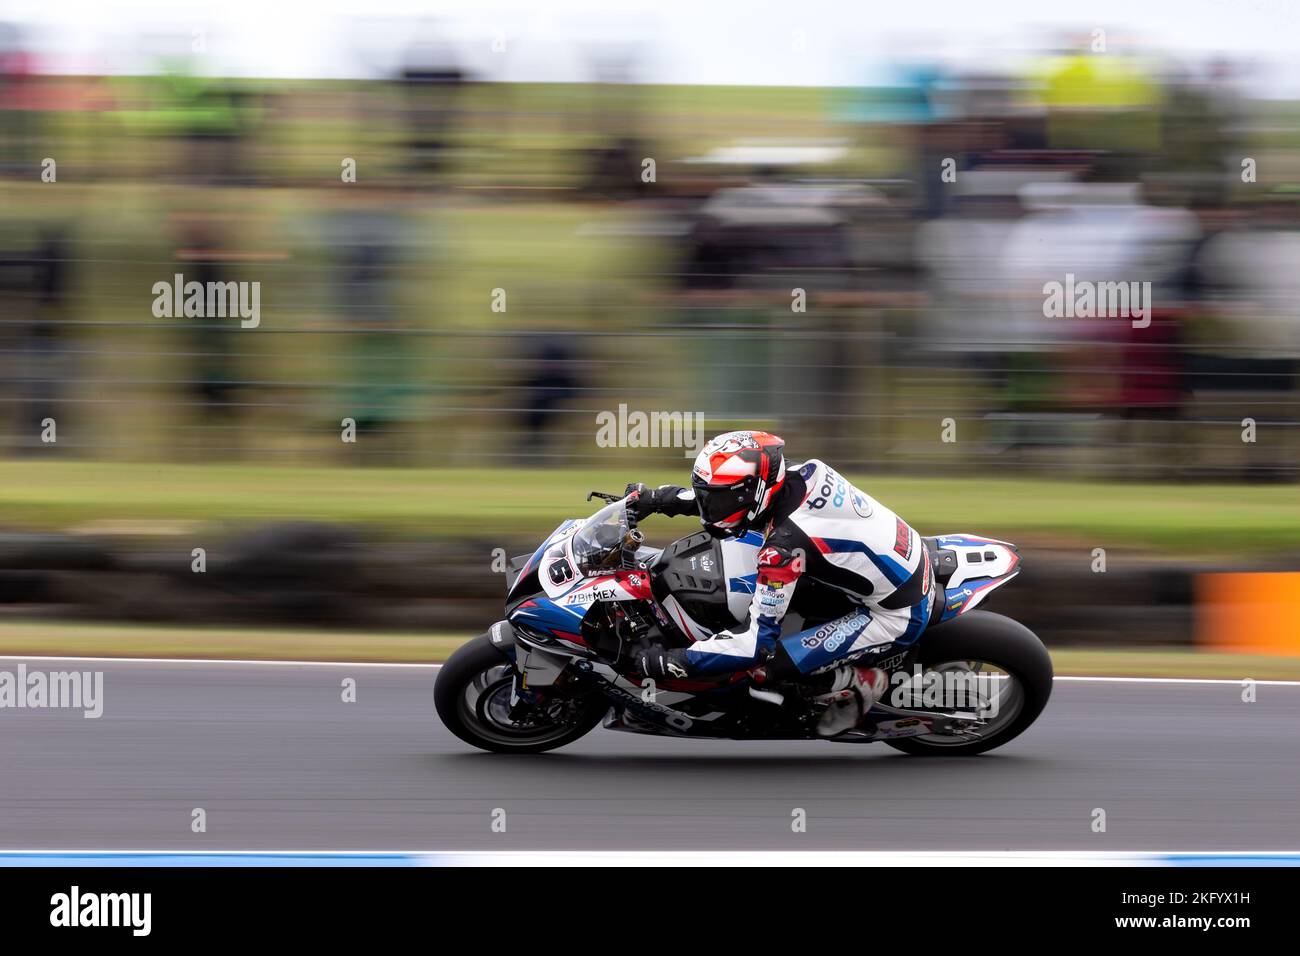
top-left (883, 611), bottom-right (1053, 756)
top-left (434, 634), bottom-right (608, 754)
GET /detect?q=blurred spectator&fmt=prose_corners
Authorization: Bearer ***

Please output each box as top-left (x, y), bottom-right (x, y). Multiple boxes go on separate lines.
top-left (516, 339), bottom-right (582, 460)
top-left (173, 222), bottom-right (245, 451)
top-left (396, 36), bottom-right (465, 183)
top-left (0, 225), bottom-right (77, 454)
top-left (18, 228), bottom-right (76, 448)
top-left (1194, 193), bottom-right (1300, 480)
top-left (324, 188), bottom-right (422, 458)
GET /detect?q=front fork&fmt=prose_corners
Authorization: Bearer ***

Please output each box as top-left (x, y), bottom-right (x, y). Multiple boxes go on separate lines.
top-left (508, 639), bottom-right (601, 721)
top-left (507, 673), bottom-right (541, 720)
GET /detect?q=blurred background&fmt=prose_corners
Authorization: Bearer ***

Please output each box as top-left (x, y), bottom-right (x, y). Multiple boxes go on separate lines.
top-left (0, 0), bottom-right (1298, 671)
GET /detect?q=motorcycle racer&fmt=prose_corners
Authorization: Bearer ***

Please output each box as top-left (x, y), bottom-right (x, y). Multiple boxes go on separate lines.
top-left (628, 430), bottom-right (936, 736)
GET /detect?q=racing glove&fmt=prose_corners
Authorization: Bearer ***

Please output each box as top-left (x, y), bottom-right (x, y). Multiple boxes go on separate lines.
top-left (624, 483), bottom-right (694, 520)
top-left (624, 483), bottom-right (652, 517)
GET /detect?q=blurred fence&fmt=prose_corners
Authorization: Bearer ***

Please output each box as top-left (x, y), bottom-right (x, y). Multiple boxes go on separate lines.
top-left (1, 64), bottom-right (1299, 480)
top-left (0, 313), bottom-right (1294, 477)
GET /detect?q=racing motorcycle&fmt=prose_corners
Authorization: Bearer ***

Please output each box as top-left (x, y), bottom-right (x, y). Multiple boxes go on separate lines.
top-left (434, 491), bottom-right (1053, 756)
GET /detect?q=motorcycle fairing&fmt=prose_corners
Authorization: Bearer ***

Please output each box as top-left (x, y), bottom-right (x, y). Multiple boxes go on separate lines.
top-left (517, 520), bottom-right (581, 587)
top-left (509, 597), bottom-right (588, 647)
top-left (511, 516), bottom-right (659, 645)
top-left (930, 534), bottom-right (1021, 624)
top-left (650, 530), bottom-right (761, 641)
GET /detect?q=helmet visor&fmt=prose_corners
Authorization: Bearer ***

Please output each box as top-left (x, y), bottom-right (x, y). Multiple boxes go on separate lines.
top-left (693, 476), bottom-right (755, 528)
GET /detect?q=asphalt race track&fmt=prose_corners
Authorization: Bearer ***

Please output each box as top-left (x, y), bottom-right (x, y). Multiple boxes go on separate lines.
top-left (3, 658), bottom-right (1298, 851)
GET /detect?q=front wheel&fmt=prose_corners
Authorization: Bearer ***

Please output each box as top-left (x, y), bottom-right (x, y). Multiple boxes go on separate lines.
top-left (883, 611), bottom-right (1053, 756)
top-left (434, 634), bottom-right (608, 754)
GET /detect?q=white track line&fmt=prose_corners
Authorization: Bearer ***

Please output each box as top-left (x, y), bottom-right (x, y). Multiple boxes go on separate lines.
top-left (4, 849), bottom-right (1300, 867)
top-left (1, 655), bottom-right (1298, 685)
top-left (1055, 675), bottom-right (1300, 686)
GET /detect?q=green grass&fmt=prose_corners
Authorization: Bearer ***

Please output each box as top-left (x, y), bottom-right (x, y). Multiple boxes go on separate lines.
top-left (2, 621), bottom-right (1298, 678)
top-left (1044, 648), bottom-right (1300, 680)
top-left (0, 620), bottom-right (466, 664)
top-left (1, 459), bottom-right (1298, 553)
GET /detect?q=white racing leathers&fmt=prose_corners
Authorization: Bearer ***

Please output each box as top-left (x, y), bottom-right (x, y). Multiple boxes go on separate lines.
top-left (680, 460), bottom-right (936, 676)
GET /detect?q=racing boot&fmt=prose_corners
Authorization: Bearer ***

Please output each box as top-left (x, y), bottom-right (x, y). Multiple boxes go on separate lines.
top-left (815, 665), bottom-right (889, 737)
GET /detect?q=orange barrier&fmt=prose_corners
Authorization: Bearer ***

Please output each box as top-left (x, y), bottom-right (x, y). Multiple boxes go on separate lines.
top-left (1197, 572), bottom-right (1300, 655)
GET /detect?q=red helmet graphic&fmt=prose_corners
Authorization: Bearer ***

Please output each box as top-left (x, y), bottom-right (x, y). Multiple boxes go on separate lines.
top-left (690, 430), bottom-right (787, 536)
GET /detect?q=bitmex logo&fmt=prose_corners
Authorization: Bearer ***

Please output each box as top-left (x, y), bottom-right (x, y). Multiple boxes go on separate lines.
top-left (50, 886), bottom-right (151, 936)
